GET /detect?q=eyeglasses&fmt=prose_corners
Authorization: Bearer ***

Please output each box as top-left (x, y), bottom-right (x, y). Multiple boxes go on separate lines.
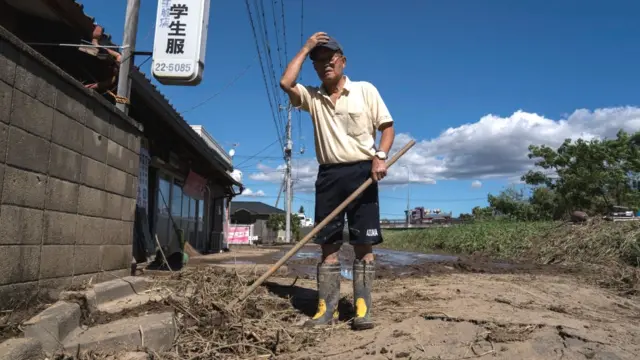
top-left (312, 53), bottom-right (343, 67)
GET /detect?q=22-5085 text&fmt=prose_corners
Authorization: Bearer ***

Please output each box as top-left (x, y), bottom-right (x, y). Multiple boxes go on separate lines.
top-left (154, 62), bottom-right (192, 73)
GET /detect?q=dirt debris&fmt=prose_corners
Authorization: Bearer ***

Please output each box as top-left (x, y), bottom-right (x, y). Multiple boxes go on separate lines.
top-left (8, 238), bottom-right (640, 360)
top-left (0, 293), bottom-right (55, 343)
top-left (22, 262), bottom-right (640, 360)
top-left (149, 266), bottom-right (331, 359)
top-left (81, 301), bottom-right (173, 327)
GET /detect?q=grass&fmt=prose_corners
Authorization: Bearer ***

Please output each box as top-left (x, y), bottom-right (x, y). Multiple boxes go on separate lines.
top-left (381, 219), bottom-right (640, 267)
top-left (382, 219), bottom-right (640, 295)
top-left (381, 220), bottom-right (559, 260)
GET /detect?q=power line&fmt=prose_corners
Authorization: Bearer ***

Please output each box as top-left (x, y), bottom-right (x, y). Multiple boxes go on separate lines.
top-left (233, 139), bottom-right (281, 168)
top-left (182, 57), bottom-right (257, 114)
top-left (244, 0), bottom-right (285, 151)
top-left (270, 0), bottom-right (285, 75)
top-left (280, 0), bottom-right (289, 61)
top-left (233, 154), bottom-right (312, 160)
top-left (300, 0), bottom-right (304, 51)
top-left (296, 0), bottom-right (305, 154)
top-left (255, 0), bottom-right (286, 133)
top-left (380, 196), bottom-right (487, 203)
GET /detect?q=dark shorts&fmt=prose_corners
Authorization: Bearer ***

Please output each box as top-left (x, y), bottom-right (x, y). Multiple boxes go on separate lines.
top-left (313, 160), bottom-right (382, 246)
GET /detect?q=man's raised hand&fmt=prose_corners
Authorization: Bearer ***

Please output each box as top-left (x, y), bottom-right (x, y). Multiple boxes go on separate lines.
top-left (303, 32), bottom-right (330, 52)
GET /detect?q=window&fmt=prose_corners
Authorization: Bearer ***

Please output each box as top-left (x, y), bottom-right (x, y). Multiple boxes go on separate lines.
top-left (170, 182), bottom-right (183, 247)
top-left (154, 171), bottom-right (210, 253)
top-left (155, 174), bottom-right (172, 247)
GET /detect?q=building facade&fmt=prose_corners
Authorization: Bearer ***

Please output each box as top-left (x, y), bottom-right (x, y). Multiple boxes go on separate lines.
top-left (0, 0), bottom-right (243, 306)
top-left (0, 25), bottom-right (142, 306)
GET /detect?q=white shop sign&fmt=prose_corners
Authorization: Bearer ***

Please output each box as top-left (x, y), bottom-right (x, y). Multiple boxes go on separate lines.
top-left (152, 0), bottom-right (210, 85)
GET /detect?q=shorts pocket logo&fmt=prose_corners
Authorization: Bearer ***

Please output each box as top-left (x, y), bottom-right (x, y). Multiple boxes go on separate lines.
top-left (366, 229), bottom-right (378, 237)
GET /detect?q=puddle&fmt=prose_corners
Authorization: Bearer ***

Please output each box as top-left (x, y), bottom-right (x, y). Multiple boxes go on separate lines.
top-left (270, 246), bottom-right (525, 279)
top-left (280, 248), bottom-right (458, 267)
top-left (220, 260), bottom-right (256, 265)
top-left (279, 247), bottom-right (460, 279)
top-left (491, 262), bottom-right (517, 269)
top-left (374, 249), bottom-right (458, 265)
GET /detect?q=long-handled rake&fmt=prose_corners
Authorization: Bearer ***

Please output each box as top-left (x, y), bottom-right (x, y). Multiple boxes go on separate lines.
top-left (228, 140), bottom-right (416, 307)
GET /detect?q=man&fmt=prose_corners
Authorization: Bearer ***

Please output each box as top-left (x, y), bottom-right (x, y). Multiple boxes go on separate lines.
top-left (279, 32), bottom-right (395, 331)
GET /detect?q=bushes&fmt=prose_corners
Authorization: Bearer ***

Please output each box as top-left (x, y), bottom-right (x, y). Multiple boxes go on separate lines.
top-left (383, 219), bottom-right (640, 267)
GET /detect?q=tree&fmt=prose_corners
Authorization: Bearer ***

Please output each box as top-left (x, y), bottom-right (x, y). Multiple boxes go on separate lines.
top-left (298, 205), bottom-right (305, 214)
top-left (266, 213), bottom-right (301, 241)
top-left (485, 186), bottom-right (556, 221)
top-left (459, 213), bottom-right (474, 221)
top-left (521, 129), bottom-right (640, 217)
top-left (472, 206), bottom-right (494, 220)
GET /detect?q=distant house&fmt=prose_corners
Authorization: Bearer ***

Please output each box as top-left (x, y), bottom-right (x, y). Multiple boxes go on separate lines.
top-left (230, 201), bottom-right (286, 243)
top-left (230, 201), bottom-right (285, 223)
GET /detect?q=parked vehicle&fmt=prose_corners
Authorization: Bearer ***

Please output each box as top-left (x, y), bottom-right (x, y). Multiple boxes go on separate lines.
top-left (405, 207), bottom-right (453, 225)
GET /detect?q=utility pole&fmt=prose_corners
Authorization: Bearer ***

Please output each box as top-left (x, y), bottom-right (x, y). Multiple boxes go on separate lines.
top-left (119, 0), bottom-right (140, 274)
top-left (283, 104), bottom-right (293, 243)
top-left (406, 166), bottom-right (411, 228)
top-left (116, 0), bottom-right (141, 115)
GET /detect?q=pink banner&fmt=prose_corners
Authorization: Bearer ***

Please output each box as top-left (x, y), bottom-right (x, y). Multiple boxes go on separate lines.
top-left (227, 225), bottom-right (251, 245)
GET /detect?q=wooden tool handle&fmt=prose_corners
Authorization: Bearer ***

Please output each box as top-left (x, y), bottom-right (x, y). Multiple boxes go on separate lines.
top-left (230, 140), bottom-right (417, 306)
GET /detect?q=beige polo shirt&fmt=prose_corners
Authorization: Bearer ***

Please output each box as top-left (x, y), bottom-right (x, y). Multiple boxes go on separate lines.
top-left (294, 76), bottom-right (394, 165)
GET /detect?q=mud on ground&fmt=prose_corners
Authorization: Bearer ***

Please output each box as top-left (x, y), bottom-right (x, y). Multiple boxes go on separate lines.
top-left (264, 272), bottom-right (640, 360)
top-left (188, 246), bottom-right (640, 359)
top-left (0, 295), bottom-right (53, 343)
top-left (192, 245), bottom-right (612, 289)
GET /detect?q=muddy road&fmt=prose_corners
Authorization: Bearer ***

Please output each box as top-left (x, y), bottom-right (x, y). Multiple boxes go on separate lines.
top-left (193, 246), bottom-right (640, 359)
top-left (267, 273), bottom-right (640, 360)
top-left (190, 244), bottom-right (581, 280)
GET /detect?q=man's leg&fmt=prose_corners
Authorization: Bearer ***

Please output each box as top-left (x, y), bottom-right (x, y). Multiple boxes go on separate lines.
top-left (347, 161), bottom-right (382, 331)
top-left (305, 166), bottom-right (346, 327)
top-left (322, 243), bottom-right (342, 264)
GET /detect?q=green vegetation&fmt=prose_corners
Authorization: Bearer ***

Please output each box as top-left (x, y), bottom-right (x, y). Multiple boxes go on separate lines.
top-left (381, 220), bottom-right (555, 259)
top-left (382, 219), bottom-right (640, 294)
top-left (382, 220), bottom-right (640, 266)
top-left (382, 130), bottom-right (640, 293)
top-left (461, 130), bottom-right (640, 221)
top-left (266, 213), bottom-right (301, 241)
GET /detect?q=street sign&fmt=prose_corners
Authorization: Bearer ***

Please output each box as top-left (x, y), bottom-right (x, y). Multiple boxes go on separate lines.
top-left (152, 0), bottom-right (210, 85)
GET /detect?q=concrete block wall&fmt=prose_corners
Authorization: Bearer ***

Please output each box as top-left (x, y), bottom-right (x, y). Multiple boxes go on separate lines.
top-left (0, 27), bottom-right (143, 308)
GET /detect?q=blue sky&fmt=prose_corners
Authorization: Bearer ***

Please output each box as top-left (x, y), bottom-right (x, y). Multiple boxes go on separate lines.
top-left (81, 0), bottom-right (640, 218)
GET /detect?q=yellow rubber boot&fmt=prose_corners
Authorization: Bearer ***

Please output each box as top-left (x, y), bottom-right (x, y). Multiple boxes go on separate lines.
top-left (303, 262), bottom-right (341, 327)
top-left (352, 259), bottom-right (375, 330)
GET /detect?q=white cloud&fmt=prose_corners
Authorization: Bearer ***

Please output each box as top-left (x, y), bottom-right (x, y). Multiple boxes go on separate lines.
top-left (247, 106), bottom-right (640, 193)
top-left (240, 188), bottom-right (265, 197)
top-left (471, 180), bottom-right (482, 188)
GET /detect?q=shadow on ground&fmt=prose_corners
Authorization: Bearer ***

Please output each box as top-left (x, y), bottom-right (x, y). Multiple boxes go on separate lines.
top-left (264, 281), bottom-right (355, 322)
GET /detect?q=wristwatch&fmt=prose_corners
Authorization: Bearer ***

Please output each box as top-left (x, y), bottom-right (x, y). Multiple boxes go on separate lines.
top-left (375, 151), bottom-right (387, 160)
